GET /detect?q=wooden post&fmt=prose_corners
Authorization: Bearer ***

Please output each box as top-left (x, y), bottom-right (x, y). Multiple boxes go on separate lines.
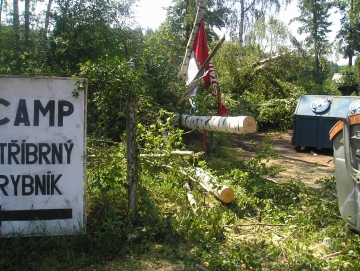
top-left (126, 61), bottom-right (138, 221)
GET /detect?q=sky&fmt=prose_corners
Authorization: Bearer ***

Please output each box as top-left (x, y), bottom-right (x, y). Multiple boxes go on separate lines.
top-left (133, 0), bottom-right (350, 66)
top-left (133, 0), bottom-right (170, 30)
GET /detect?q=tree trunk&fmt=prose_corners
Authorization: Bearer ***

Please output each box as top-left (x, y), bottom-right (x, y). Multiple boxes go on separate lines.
top-left (348, 0), bottom-right (354, 67)
top-left (13, 0), bottom-right (21, 71)
top-left (44, 0), bottom-right (53, 36)
top-left (238, 0), bottom-right (245, 44)
top-left (179, 114), bottom-right (256, 134)
top-left (315, 42), bottom-right (320, 80)
top-left (348, 56), bottom-right (353, 67)
top-left (312, 10), bottom-right (321, 80)
top-left (0, 0), bottom-right (3, 41)
top-left (127, 98), bottom-right (137, 221)
top-left (24, 0), bottom-right (30, 44)
top-left (126, 61), bottom-right (138, 222)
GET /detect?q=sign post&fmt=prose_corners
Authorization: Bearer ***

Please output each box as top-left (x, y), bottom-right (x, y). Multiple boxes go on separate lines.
top-left (0, 76), bottom-right (87, 235)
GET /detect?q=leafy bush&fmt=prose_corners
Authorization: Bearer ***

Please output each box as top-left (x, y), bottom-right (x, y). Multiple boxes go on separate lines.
top-left (231, 90), bottom-right (298, 131)
top-left (78, 53), bottom-right (180, 141)
top-left (338, 65), bottom-right (359, 86)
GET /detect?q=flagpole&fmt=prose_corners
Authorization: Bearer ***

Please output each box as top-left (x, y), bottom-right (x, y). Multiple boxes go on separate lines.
top-left (178, 34), bottom-right (226, 105)
top-left (179, 0), bottom-right (208, 85)
top-left (178, 2), bottom-right (229, 153)
top-left (178, 0), bottom-right (208, 129)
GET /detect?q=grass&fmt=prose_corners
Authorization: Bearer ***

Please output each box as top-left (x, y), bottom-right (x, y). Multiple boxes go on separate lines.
top-left (1, 132), bottom-right (360, 270)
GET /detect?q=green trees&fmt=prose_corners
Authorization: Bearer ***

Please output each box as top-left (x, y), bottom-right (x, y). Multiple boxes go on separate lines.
top-left (164, 0), bottom-right (229, 44)
top-left (335, 0), bottom-right (360, 66)
top-left (224, 0), bottom-right (281, 44)
top-left (49, 0), bottom-right (140, 76)
top-left (0, 0), bottom-right (349, 134)
top-left (0, 0), bottom-right (140, 76)
top-left (292, 0), bottom-right (332, 82)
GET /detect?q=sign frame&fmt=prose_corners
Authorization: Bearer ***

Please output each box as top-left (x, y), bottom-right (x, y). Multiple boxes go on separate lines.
top-left (0, 76), bottom-right (87, 236)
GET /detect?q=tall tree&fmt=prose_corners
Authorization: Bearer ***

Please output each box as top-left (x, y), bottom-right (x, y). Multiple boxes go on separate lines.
top-left (0, 0), bottom-right (3, 40)
top-left (49, 0), bottom-right (139, 75)
top-left (165, 0), bottom-right (230, 46)
top-left (224, 0), bottom-right (281, 44)
top-left (24, 0), bottom-right (30, 44)
top-left (44, 0), bottom-right (52, 36)
top-left (292, 0), bottom-right (332, 81)
top-left (335, 0), bottom-right (360, 66)
top-left (13, 0), bottom-right (20, 70)
top-left (246, 16), bottom-right (289, 55)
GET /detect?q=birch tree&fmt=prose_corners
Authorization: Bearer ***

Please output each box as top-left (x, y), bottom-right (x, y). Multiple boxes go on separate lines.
top-left (224, 0), bottom-right (282, 44)
top-left (44, 0), bottom-right (52, 36)
top-left (292, 0), bottom-right (332, 81)
top-left (165, 0), bottom-right (230, 45)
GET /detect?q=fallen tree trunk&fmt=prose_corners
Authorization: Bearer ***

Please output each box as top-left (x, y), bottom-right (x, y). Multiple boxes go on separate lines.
top-left (179, 114), bottom-right (256, 134)
top-left (152, 163), bottom-right (234, 204)
top-left (140, 151), bottom-right (194, 158)
top-left (193, 167), bottom-right (234, 203)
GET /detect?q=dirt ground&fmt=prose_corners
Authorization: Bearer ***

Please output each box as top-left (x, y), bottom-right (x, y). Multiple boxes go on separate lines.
top-left (229, 131), bottom-right (335, 188)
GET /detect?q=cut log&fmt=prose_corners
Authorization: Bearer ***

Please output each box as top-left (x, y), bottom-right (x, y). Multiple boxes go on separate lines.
top-left (193, 167), bottom-right (234, 203)
top-left (149, 162), bottom-right (233, 204)
top-left (179, 114), bottom-right (256, 134)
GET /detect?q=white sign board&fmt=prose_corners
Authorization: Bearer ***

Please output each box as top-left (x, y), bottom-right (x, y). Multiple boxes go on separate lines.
top-left (0, 76), bottom-right (87, 235)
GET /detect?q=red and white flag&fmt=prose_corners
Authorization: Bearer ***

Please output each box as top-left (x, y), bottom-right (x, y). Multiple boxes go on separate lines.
top-left (192, 20), bottom-right (228, 116)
